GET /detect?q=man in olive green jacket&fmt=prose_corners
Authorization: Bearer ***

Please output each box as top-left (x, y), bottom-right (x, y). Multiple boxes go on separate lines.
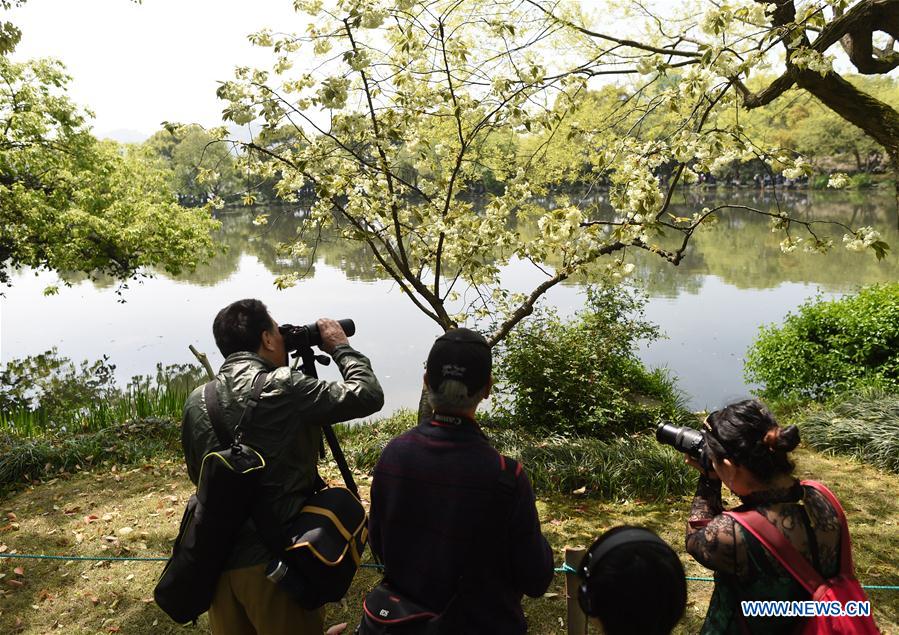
top-left (182, 298), bottom-right (384, 635)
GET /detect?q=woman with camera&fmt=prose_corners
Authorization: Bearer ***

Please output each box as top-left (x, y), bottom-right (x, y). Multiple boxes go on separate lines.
top-left (684, 399), bottom-right (850, 634)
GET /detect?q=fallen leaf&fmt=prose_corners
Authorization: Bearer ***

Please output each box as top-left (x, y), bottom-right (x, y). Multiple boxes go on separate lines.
top-left (107, 626), bottom-right (120, 633)
top-left (101, 513), bottom-right (113, 522)
top-left (13, 567), bottom-right (24, 576)
top-left (6, 513), bottom-right (16, 521)
top-left (572, 486), bottom-right (586, 495)
top-left (125, 574), bottom-right (134, 582)
top-left (7, 578), bottom-right (23, 588)
top-left (84, 515), bottom-right (99, 524)
top-left (117, 527), bottom-right (133, 537)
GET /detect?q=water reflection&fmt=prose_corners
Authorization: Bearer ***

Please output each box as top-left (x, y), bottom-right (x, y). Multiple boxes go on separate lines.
top-left (158, 189), bottom-right (897, 295)
top-left (2, 189), bottom-right (896, 413)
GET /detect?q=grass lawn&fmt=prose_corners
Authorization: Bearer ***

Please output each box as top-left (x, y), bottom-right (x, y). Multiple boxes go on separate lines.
top-left (0, 447), bottom-right (896, 634)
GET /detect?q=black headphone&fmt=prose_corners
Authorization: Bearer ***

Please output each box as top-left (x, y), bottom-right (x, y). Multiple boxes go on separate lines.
top-left (576, 527), bottom-right (671, 617)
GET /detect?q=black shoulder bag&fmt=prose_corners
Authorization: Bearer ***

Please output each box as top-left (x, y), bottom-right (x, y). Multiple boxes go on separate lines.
top-left (357, 455), bottom-right (519, 635)
top-left (154, 373), bottom-right (267, 624)
top-left (256, 421), bottom-right (368, 609)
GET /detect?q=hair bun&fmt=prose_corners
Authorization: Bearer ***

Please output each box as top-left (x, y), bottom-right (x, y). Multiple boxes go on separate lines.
top-left (775, 425), bottom-right (800, 452)
top-left (762, 426), bottom-right (800, 453)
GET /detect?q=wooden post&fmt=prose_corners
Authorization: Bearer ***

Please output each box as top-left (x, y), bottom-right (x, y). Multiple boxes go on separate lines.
top-left (565, 546), bottom-right (588, 635)
top-left (189, 345), bottom-right (215, 380)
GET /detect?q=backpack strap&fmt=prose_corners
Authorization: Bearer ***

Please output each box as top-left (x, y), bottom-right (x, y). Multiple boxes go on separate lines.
top-left (204, 372), bottom-right (267, 448)
top-left (723, 509), bottom-right (825, 596)
top-left (800, 480), bottom-right (855, 578)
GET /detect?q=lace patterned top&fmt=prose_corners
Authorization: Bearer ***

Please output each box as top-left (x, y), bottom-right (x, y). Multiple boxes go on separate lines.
top-left (686, 477), bottom-right (842, 635)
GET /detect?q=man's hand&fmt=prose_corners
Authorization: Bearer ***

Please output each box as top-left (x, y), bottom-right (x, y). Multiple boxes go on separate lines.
top-left (318, 318), bottom-right (349, 354)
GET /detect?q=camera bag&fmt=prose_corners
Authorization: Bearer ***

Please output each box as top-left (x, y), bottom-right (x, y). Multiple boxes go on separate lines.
top-left (257, 422), bottom-right (368, 609)
top-left (153, 373), bottom-right (267, 624)
top-left (356, 454), bottom-right (519, 635)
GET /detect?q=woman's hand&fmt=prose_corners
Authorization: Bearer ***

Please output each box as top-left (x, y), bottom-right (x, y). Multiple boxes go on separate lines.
top-left (684, 454), bottom-right (720, 479)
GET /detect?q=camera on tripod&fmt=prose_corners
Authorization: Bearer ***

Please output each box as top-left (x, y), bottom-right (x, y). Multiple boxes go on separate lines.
top-left (279, 319), bottom-right (356, 352)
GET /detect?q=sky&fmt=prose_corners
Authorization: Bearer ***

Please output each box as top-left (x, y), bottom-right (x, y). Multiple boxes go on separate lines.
top-left (7, 1), bottom-right (892, 143)
top-left (7, 0), bottom-right (309, 141)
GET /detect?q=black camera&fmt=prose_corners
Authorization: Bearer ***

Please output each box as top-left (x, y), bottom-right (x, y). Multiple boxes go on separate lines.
top-left (656, 422), bottom-right (713, 472)
top-left (279, 319), bottom-right (355, 352)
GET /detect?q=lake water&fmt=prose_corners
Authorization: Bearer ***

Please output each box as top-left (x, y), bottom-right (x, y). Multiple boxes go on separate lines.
top-left (1, 189), bottom-right (897, 415)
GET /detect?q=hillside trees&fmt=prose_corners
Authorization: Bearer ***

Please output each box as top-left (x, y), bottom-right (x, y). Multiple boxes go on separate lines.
top-left (145, 125), bottom-right (243, 205)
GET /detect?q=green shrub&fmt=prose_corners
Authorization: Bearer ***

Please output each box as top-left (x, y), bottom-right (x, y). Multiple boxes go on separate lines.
top-left (798, 388), bottom-right (899, 473)
top-left (492, 284), bottom-right (692, 436)
top-left (489, 428), bottom-right (695, 500)
top-left (341, 411), bottom-right (695, 500)
top-left (0, 418), bottom-right (181, 489)
top-left (810, 174), bottom-right (831, 189)
top-left (849, 173), bottom-right (874, 189)
top-left (745, 284), bottom-right (899, 402)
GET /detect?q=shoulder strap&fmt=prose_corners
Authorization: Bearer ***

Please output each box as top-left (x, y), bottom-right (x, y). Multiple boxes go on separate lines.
top-left (204, 380), bottom-right (230, 448)
top-left (321, 424), bottom-right (359, 499)
top-left (800, 480), bottom-right (855, 578)
top-left (724, 509), bottom-right (825, 596)
top-left (204, 372), bottom-right (267, 448)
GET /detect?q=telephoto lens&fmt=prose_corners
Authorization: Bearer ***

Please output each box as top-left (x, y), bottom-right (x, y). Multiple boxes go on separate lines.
top-left (656, 422), bottom-right (713, 472)
top-left (279, 319), bottom-right (356, 351)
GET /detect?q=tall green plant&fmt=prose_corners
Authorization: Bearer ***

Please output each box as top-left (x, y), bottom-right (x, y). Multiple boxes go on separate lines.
top-left (0, 352), bottom-right (205, 436)
top-left (745, 284), bottom-right (899, 402)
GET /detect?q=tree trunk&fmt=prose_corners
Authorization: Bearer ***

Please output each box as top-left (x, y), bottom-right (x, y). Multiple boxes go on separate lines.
top-left (892, 152), bottom-right (899, 229)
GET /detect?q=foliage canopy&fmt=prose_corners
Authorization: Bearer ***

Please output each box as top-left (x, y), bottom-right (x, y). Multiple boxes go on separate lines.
top-left (0, 3), bottom-right (216, 288)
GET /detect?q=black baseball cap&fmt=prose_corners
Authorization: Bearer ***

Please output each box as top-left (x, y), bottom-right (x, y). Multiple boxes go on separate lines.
top-left (425, 328), bottom-right (492, 396)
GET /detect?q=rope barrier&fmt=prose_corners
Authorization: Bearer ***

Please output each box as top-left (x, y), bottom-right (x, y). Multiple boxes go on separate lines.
top-left (1, 552), bottom-right (897, 590)
top-left (0, 553), bottom-right (168, 562)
